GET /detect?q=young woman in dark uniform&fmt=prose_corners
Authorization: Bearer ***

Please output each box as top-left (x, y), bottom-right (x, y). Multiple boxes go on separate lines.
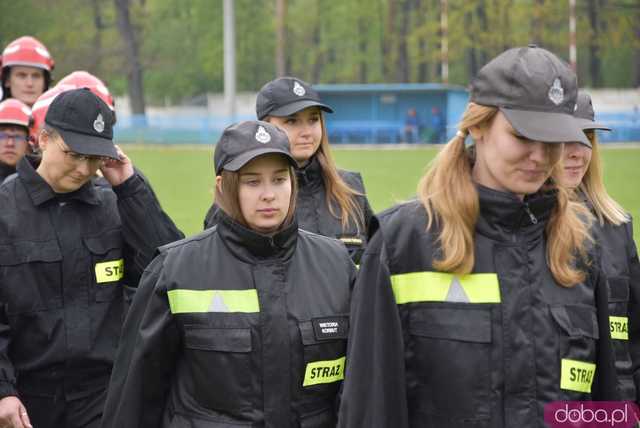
top-left (339, 46), bottom-right (618, 428)
top-left (102, 121), bottom-right (355, 428)
top-left (562, 91), bottom-right (640, 402)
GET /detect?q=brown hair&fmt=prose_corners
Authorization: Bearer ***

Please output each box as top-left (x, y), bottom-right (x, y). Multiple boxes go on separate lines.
top-left (579, 130), bottom-right (628, 226)
top-left (418, 102), bottom-right (592, 287)
top-left (215, 160), bottom-right (298, 230)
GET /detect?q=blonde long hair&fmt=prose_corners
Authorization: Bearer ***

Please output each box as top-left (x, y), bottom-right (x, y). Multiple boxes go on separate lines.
top-left (418, 102), bottom-right (592, 287)
top-left (579, 130), bottom-right (628, 226)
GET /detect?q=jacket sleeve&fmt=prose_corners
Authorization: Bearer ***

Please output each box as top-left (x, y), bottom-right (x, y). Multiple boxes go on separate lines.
top-left (101, 253), bottom-right (181, 428)
top-left (112, 172), bottom-right (184, 286)
top-left (624, 221), bottom-right (640, 403)
top-left (593, 264), bottom-right (621, 400)
top-left (0, 305), bottom-right (17, 400)
top-left (338, 229), bottom-right (409, 428)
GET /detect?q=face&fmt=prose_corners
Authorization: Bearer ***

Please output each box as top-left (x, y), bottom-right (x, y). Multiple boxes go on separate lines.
top-left (267, 107), bottom-right (322, 165)
top-left (560, 142), bottom-right (592, 189)
top-left (0, 125), bottom-right (29, 167)
top-left (5, 66), bottom-right (46, 107)
top-left (231, 154), bottom-right (292, 234)
top-left (471, 112), bottom-right (563, 198)
top-left (37, 130), bottom-right (105, 193)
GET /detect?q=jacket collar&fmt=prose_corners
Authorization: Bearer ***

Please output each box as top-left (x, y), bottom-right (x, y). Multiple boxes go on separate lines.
top-left (17, 157), bottom-right (100, 207)
top-left (0, 161), bottom-right (15, 181)
top-left (217, 209), bottom-right (298, 264)
top-left (295, 155), bottom-right (323, 188)
top-left (475, 184), bottom-right (557, 241)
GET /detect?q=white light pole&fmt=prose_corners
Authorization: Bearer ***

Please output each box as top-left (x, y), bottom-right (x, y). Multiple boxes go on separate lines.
top-left (223, 0), bottom-right (237, 121)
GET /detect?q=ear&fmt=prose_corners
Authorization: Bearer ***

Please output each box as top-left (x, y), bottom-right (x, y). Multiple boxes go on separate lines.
top-left (38, 129), bottom-right (49, 151)
top-left (468, 125), bottom-right (484, 143)
top-left (215, 175), bottom-right (223, 194)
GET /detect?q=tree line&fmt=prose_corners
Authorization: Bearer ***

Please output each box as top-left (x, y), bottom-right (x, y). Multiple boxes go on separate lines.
top-left (1, 0), bottom-right (638, 115)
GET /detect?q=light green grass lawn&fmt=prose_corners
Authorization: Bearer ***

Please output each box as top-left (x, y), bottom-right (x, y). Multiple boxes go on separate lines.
top-left (125, 145), bottom-right (640, 246)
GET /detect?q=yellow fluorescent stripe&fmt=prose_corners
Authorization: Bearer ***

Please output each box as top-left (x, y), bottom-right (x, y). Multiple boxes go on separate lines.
top-left (390, 271), bottom-right (500, 304)
top-left (459, 273), bottom-right (501, 303)
top-left (340, 237), bottom-right (363, 245)
top-left (303, 356), bottom-right (346, 387)
top-left (391, 271), bottom-right (451, 304)
top-left (95, 259), bottom-right (124, 283)
top-left (560, 359), bottom-right (596, 393)
top-left (167, 289), bottom-right (260, 314)
top-left (609, 316), bottom-right (629, 340)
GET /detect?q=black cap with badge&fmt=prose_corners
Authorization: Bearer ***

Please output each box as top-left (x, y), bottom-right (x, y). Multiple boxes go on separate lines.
top-left (574, 91), bottom-right (611, 132)
top-left (45, 87), bottom-right (118, 159)
top-left (214, 120), bottom-right (297, 175)
top-left (256, 77), bottom-right (333, 120)
top-left (470, 45), bottom-right (590, 146)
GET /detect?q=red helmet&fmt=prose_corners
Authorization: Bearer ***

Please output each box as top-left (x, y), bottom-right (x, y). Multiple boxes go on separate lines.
top-left (30, 85), bottom-right (66, 140)
top-left (57, 71), bottom-right (114, 110)
top-left (0, 99), bottom-right (32, 130)
top-left (1, 36), bottom-right (54, 73)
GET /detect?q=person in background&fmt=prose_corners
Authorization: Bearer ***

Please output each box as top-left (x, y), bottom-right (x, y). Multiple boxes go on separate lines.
top-left (563, 90), bottom-right (640, 402)
top-left (30, 71), bottom-right (115, 151)
top-left (404, 108), bottom-right (420, 144)
top-left (102, 121), bottom-right (354, 428)
top-left (430, 106), bottom-right (446, 143)
top-left (0, 88), bottom-right (183, 428)
top-left (1, 36), bottom-right (54, 107)
top-left (205, 77), bottom-right (374, 264)
top-left (0, 99), bottom-right (31, 184)
top-left (338, 45), bottom-right (618, 428)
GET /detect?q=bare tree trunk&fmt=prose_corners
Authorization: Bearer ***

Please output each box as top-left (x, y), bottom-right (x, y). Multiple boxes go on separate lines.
top-left (275, 0), bottom-right (287, 76)
top-left (90, 0), bottom-right (105, 72)
top-left (358, 16), bottom-right (368, 83)
top-left (635, 14), bottom-right (640, 86)
top-left (415, 0), bottom-right (429, 82)
top-left (395, 0), bottom-right (411, 82)
top-left (114, 0), bottom-right (146, 115)
top-left (587, 0), bottom-right (603, 86)
top-left (530, 0), bottom-right (545, 45)
top-left (311, 14), bottom-right (322, 83)
top-left (383, 0), bottom-right (397, 81)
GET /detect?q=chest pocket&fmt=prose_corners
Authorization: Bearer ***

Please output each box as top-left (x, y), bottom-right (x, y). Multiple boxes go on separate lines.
top-left (406, 305), bottom-right (492, 423)
top-left (607, 276), bottom-right (630, 339)
top-left (0, 240), bottom-right (63, 314)
top-left (298, 316), bottom-right (348, 398)
top-left (550, 305), bottom-right (599, 398)
top-left (83, 229), bottom-right (123, 302)
top-left (183, 325), bottom-right (253, 413)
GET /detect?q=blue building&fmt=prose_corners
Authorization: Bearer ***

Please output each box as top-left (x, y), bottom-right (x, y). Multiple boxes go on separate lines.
top-left (314, 83), bottom-right (469, 144)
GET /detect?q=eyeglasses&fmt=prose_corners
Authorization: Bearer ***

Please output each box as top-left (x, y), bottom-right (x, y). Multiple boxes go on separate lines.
top-left (0, 132), bottom-right (29, 144)
top-left (55, 140), bottom-right (108, 164)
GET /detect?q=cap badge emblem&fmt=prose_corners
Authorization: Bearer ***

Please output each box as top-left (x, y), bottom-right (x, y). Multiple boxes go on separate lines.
top-left (293, 81), bottom-right (306, 97)
top-left (93, 113), bottom-right (105, 133)
top-left (548, 78), bottom-right (564, 106)
top-left (255, 125), bottom-right (271, 144)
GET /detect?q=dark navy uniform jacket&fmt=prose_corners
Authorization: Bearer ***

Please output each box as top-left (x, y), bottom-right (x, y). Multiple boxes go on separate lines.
top-left (0, 157), bottom-right (183, 401)
top-left (339, 185), bottom-right (618, 428)
top-left (586, 197), bottom-right (640, 402)
top-left (102, 211), bottom-right (355, 428)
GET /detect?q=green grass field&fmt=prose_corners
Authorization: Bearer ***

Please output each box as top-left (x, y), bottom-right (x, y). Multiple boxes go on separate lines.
top-left (124, 145), bottom-right (640, 246)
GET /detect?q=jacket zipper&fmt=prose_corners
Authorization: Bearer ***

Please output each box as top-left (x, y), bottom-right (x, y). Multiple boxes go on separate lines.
top-left (524, 204), bottom-right (538, 225)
